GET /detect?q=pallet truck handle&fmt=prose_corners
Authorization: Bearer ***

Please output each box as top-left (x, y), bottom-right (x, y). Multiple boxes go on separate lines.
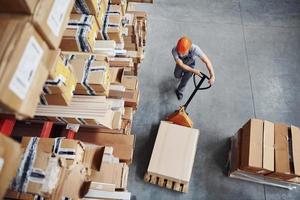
top-left (193, 72), bottom-right (212, 90)
top-left (184, 72), bottom-right (212, 109)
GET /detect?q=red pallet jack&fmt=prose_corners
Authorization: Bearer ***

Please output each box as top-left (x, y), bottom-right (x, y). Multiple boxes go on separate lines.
top-left (166, 72), bottom-right (212, 127)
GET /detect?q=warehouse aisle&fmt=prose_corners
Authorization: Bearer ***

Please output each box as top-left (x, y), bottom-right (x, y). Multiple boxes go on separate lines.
top-left (128, 0), bottom-right (300, 199)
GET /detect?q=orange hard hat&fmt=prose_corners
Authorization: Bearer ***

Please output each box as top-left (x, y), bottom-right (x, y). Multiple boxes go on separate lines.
top-left (176, 36), bottom-right (192, 54)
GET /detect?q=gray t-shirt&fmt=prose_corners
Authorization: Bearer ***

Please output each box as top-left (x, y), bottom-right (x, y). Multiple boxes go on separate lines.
top-left (172, 44), bottom-right (205, 66)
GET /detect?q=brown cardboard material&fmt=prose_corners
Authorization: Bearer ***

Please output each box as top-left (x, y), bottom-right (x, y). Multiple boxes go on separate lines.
top-left (83, 144), bottom-right (105, 171)
top-left (0, 134), bottom-right (22, 199)
top-left (240, 119), bottom-right (265, 173)
top-left (291, 125), bottom-right (300, 176)
top-left (91, 163), bottom-right (128, 189)
top-left (147, 121), bottom-right (199, 183)
top-left (0, 15), bottom-right (50, 119)
top-left (60, 14), bottom-right (99, 52)
top-left (124, 89), bottom-right (140, 109)
top-left (121, 74), bottom-right (138, 90)
top-left (230, 129), bottom-right (242, 173)
top-left (72, 0), bottom-right (99, 15)
top-left (109, 84), bottom-right (126, 99)
top-left (32, 0), bottom-right (74, 49)
top-left (0, 0), bottom-right (39, 14)
top-left (21, 137), bottom-right (85, 168)
top-left (98, 13), bottom-right (123, 42)
top-left (53, 164), bottom-right (90, 199)
top-left (76, 132), bottom-right (135, 163)
top-left (109, 67), bottom-right (124, 84)
top-left (267, 124), bottom-right (296, 180)
top-left (108, 57), bottom-right (134, 68)
top-left (263, 120), bottom-right (275, 172)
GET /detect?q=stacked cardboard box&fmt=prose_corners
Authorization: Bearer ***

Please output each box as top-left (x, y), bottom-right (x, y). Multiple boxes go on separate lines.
top-left (0, 134), bottom-right (22, 199)
top-left (228, 118), bottom-right (300, 189)
top-left (0, 0), bottom-right (151, 199)
top-left (0, 1), bottom-right (75, 118)
top-left (40, 50), bottom-right (77, 106)
top-left (4, 136), bottom-right (132, 199)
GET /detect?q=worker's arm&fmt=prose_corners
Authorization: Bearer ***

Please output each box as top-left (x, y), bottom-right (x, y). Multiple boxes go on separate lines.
top-left (200, 55), bottom-right (215, 85)
top-left (176, 59), bottom-right (201, 75)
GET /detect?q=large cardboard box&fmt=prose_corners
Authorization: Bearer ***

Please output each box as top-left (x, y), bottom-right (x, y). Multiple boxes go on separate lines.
top-left (21, 137), bottom-right (85, 168)
top-left (60, 14), bottom-right (99, 52)
top-left (147, 121), bottom-right (199, 185)
top-left (76, 132), bottom-right (135, 163)
top-left (0, 134), bottom-right (22, 199)
top-left (267, 124), bottom-right (299, 180)
top-left (68, 54), bottom-right (110, 95)
top-left (41, 51), bottom-right (77, 105)
top-left (32, 0), bottom-right (74, 49)
top-left (0, 0), bottom-right (39, 14)
top-left (0, 15), bottom-right (51, 118)
top-left (98, 11), bottom-right (123, 43)
top-left (240, 119), bottom-right (265, 173)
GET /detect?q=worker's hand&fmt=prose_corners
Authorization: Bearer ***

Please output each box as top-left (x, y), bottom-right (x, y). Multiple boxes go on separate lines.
top-left (208, 75), bottom-right (215, 85)
top-left (193, 69), bottom-right (201, 76)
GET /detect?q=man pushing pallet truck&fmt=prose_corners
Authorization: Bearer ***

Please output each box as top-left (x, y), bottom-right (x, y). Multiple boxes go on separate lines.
top-left (144, 37), bottom-right (215, 192)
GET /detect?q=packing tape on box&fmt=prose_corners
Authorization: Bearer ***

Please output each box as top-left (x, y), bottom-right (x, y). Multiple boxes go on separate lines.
top-left (76, 117), bottom-right (88, 125)
top-left (101, 2), bottom-right (111, 40)
top-left (12, 137), bottom-right (40, 192)
top-left (74, 0), bottom-right (91, 14)
top-left (34, 195), bottom-right (45, 200)
top-left (40, 94), bottom-right (48, 105)
top-left (53, 138), bottom-right (76, 160)
top-left (81, 55), bottom-right (96, 95)
top-left (68, 15), bottom-right (92, 52)
top-left (64, 54), bottom-right (76, 66)
top-left (56, 117), bottom-right (69, 124)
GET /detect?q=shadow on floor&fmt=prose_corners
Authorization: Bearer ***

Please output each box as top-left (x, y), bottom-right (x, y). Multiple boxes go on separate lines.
top-left (134, 123), bottom-right (160, 180)
top-left (213, 137), bottom-right (231, 176)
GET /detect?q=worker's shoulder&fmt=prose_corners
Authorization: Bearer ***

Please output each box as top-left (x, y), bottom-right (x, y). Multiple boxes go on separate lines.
top-left (191, 43), bottom-right (201, 50)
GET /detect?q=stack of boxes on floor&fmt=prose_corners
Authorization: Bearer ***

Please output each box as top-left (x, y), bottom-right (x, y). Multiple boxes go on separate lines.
top-left (229, 118), bottom-right (300, 188)
top-left (0, 0), bottom-right (151, 199)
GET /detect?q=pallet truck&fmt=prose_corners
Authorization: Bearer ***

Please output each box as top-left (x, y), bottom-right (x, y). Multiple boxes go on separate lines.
top-left (166, 72), bottom-right (212, 127)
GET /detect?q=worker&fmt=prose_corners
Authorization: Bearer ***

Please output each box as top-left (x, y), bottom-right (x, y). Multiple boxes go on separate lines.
top-left (172, 36), bottom-right (215, 100)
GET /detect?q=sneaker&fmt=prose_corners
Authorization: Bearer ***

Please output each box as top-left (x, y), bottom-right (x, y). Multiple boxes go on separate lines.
top-left (175, 89), bottom-right (183, 100)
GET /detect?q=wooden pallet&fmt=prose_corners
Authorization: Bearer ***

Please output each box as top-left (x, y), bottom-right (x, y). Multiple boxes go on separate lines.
top-left (144, 172), bottom-right (189, 193)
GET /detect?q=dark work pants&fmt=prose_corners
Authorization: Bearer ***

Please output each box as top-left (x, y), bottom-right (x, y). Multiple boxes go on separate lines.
top-left (174, 63), bottom-right (195, 95)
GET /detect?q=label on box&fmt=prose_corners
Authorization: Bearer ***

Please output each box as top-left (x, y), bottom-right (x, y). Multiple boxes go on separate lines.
top-left (47, 0), bottom-right (72, 37)
top-left (0, 157), bottom-right (4, 173)
top-left (9, 36), bottom-right (44, 100)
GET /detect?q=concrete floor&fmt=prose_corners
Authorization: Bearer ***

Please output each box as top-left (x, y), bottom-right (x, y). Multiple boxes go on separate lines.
top-left (128, 0), bottom-right (300, 199)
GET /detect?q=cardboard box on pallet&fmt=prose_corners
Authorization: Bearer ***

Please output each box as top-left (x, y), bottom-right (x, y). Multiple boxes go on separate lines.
top-left (267, 124), bottom-right (300, 180)
top-left (146, 121), bottom-right (199, 192)
top-left (0, 134), bottom-right (22, 199)
top-left (240, 119), bottom-right (276, 174)
top-left (0, 15), bottom-right (51, 119)
top-left (0, 0), bottom-right (39, 14)
top-left (21, 137), bottom-right (85, 168)
top-left (60, 14), bottom-right (99, 52)
top-left (32, 0), bottom-right (75, 49)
